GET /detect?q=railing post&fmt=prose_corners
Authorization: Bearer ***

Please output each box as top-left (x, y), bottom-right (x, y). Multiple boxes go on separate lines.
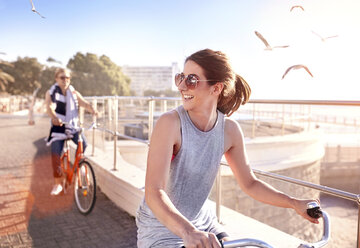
top-left (282, 104), bottom-right (285, 135)
top-left (337, 145), bottom-right (341, 163)
top-left (102, 98), bottom-right (106, 149)
top-left (308, 105), bottom-right (311, 131)
top-left (148, 97), bottom-right (155, 141)
top-left (216, 166), bottom-right (222, 223)
top-left (113, 97), bottom-right (118, 171)
top-left (252, 103), bottom-right (256, 138)
top-left (161, 99), bottom-right (167, 113)
top-left (107, 98), bottom-right (112, 144)
top-left (92, 99), bottom-right (97, 156)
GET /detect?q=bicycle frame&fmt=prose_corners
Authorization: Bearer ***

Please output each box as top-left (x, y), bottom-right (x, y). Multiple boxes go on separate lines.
top-left (60, 134), bottom-right (85, 187)
top-left (55, 122), bottom-right (97, 215)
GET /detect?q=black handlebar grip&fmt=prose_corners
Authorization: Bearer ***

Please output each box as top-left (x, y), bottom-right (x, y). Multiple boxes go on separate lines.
top-left (306, 201), bottom-right (323, 219)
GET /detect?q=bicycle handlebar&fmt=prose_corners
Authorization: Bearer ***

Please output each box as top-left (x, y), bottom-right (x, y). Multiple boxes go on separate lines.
top-left (180, 238), bottom-right (273, 248)
top-left (298, 203), bottom-right (331, 248)
top-left (182, 202), bottom-right (330, 248)
top-left (222, 238), bottom-right (274, 248)
top-left (61, 122), bottom-right (98, 132)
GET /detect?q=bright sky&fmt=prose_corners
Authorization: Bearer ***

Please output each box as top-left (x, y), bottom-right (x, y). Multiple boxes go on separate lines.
top-left (1, 0), bottom-right (359, 100)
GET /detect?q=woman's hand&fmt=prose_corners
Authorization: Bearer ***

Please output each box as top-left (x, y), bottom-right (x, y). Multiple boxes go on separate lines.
top-left (51, 117), bottom-right (63, 126)
top-left (292, 198), bottom-right (320, 224)
top-left (182, 230), bottom-right (222, 248)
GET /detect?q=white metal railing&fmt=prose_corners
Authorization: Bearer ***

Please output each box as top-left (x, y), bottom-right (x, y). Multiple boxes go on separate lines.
top-left (82, 96), bottom-right (360, 248)
top-left (0, 95), bottom-right (31, 113)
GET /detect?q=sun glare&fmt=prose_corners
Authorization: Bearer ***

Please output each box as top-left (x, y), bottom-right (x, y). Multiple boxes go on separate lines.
top-left (234, 0), bottom-right (360, 100)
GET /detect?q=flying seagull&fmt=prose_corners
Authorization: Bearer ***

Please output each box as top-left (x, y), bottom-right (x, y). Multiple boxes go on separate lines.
top-left (29, 0), bottom-right (45, 18)
top-left (282, 64), bottom-right (313, 79)
top-left (254, 31), bottom-right (289, 51)
top-left (290, 5), bottom-right (304, 12)
top-left (47, 57), bottom-right (62, 64)
top-left (311, 30), bottom-right (338, 42)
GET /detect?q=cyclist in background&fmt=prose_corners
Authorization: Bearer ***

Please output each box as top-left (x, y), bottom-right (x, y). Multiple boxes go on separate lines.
top-left (45, 68), bottom-right (97, 196)
top-left (136, 49), bottom-right (320, 248)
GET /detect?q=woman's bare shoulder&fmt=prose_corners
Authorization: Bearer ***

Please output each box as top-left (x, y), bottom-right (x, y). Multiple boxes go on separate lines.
top-left (161, 109), bottom-right (179, 119)
top-left (150, 109), bottom-right (181, 147)
top-left (154, 109), bottom-right (180, 131)
top-left (224, 117), bottom-right (241, 131)
top-left (224, 117), bottom-right (245, 150)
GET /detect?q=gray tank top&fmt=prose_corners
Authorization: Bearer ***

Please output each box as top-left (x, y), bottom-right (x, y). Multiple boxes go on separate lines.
top-left (136, 105), bottom-right (225, 248)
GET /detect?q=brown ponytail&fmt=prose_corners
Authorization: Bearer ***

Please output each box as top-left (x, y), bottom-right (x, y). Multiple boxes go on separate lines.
top-left (218, 74), bottom-right (251, 116)
top-left (186, 49), bottom-right (251, 116)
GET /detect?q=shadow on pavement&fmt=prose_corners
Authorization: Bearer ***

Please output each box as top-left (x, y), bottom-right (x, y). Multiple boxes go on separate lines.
top-left (0, 176), bottom-right (34, 236)
top-left (27, 137), bottom-right (138, 247)
top-left (30, 137), bottom-right (75, 218)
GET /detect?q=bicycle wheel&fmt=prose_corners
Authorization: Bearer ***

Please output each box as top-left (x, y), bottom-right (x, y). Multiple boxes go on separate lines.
top-left (74, 160), bottom-right (96, 215)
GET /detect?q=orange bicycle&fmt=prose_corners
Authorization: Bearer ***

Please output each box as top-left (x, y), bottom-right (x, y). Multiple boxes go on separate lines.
top-left (61, 122), bottom-right (97, 215)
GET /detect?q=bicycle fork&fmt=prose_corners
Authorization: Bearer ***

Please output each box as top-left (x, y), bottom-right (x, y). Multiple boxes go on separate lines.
top-left (62, 140), bottom-right (71, 193)
top-left (75, 138), bottom-right (90, 197)
top-left (77, 165), bottom-right (90, 196)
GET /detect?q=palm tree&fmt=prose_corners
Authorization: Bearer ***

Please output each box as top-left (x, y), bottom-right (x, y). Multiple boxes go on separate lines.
top-left (0, 61), bottom-right (14, 91)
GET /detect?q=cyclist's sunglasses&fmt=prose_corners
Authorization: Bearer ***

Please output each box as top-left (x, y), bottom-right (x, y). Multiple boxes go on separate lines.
top-left (174, 72), bottom-right (218, 90)
top-left (59, 76), bottom-right (70, 80)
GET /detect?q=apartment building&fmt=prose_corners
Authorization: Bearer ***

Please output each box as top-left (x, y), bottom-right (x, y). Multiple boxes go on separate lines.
top-left (122, 63), bottom-right (180, 96)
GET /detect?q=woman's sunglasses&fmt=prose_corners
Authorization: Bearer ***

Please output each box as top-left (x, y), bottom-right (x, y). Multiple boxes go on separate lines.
top-left (174, 73), bottom-right (218, 89)
top-left (59, 76), bottom-right (70, 80)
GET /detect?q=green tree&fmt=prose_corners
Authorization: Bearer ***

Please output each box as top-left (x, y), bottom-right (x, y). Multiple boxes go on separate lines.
top-left (1, 57), bottom-right (42, 95)
top-left (67, 52), bottom-right (131, 96)
top-left (0, 61), bottom-right (14, 92)
top-left (38, 66), bottom-right (57, 97)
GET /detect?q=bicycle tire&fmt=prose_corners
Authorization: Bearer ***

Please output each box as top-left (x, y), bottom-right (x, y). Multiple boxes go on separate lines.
top-left (74, 160), bottom-right (96, 215)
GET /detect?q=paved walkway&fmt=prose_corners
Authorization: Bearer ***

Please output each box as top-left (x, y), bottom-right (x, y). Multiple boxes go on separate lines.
top-left (0, 115), bottom-right (137, 248)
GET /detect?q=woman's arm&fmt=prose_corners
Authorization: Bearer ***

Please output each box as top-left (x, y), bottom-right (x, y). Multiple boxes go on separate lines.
top-left (145, 111), bottom-right (221, 247)
top-left (224, 118), bottom-right (319, 224)
top-left (45, 90), bottom-right (62, 126)
top-left (74, 91), bottom-right (97, 115)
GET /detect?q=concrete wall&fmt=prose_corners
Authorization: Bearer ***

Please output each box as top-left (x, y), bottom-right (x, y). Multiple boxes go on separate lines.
top-left (321, 145), bottom-right (360, 194)
top-left (321, 162), bottom-right (360, 194)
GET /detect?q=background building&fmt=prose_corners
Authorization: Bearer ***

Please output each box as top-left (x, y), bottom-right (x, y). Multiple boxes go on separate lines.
top-left (122, 62), bottom-right (179, 96)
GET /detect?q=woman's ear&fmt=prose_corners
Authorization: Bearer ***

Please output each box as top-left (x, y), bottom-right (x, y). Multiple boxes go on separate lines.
top-left (212, 82), bottom-right (224, 95)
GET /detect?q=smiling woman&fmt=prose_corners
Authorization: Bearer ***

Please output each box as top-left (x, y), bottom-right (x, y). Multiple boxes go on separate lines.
top-left (135, 48), bottom-right (321, 248)
top-left (181, 49), bottom-right (251, 117)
